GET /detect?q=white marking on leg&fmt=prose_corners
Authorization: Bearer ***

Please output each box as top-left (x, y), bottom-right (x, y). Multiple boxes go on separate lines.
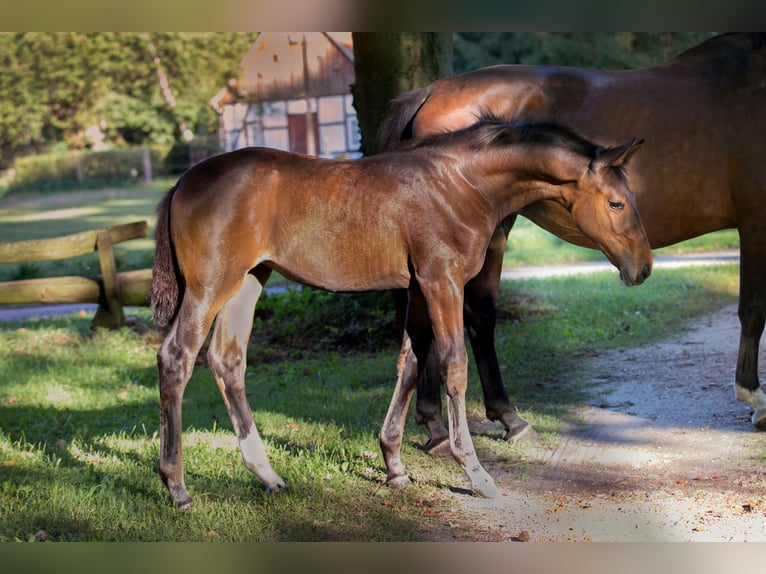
top-left (735, 385), bottom-right (766, 428)
top-left (239, 422), bottom-right (286, 491)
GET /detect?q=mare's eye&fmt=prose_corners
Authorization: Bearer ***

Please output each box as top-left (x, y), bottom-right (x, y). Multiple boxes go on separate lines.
top-left (609, 201), bottom-right (625, 211)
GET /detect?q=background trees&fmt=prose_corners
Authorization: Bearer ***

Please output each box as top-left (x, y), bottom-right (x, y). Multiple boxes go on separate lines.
top-left (0, 32), bottom-right (714, 166)
top-left (452, 32), bottom-right (715, 73)
top-left (0, 33), bottom-right (257, 162)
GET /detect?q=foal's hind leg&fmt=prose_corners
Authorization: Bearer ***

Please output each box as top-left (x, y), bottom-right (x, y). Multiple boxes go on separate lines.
top-left (157, 292), bottom-right (218, 508)
top-left (380, 290), bottom-right (432, 489)
top-left (207, 273), bottom-right (287, 493)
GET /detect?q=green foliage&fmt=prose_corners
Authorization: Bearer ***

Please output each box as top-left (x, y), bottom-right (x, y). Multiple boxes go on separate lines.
top-left (0, 33), bottom-right (258, 160)
top-left (453, 32), bottom-right (717, 73)
top-left (7, 148), bottom-right (167, 193)
top-left (252, 289), bottom-right (399, 360)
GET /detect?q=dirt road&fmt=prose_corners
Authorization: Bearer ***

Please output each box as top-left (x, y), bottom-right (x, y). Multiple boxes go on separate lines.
top-left (441, 303), bottom-right (766, 542)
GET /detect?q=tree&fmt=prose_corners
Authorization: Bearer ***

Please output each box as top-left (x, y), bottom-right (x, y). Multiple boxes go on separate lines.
top-left (0, 33), bottom-right (258, 160)
top-left (351, 33), bottom-right (452, 156)
top-left (453, 32), bottom-right (717, 74)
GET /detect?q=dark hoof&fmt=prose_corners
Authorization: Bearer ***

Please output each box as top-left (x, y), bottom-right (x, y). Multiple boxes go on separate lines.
top-left (752, 409), bottom-right (766, 431)
top-left (503, 422), bottom-right (541, 443)
top-left (423, 436), bottom-right (451, 457)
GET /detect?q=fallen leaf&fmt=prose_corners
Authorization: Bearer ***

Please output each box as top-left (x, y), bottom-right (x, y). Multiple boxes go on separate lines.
top-left (421, 506), bottom-right (440, 517)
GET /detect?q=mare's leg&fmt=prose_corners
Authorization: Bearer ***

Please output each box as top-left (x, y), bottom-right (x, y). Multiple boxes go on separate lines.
top-left (207, 272), bottom-right (287, 492)
top-left (415, 219), bottom-right (530, 444)
top-left (380, 289), bottom-right (433, 488)
top-left (419, 279), bottom-right (499, 498)
top-left (157, 291), bottom-right (218, 508)
top-left (734, 226), bottom-right (766, 428)
top-left (464, 219), bottom-right (530, 440)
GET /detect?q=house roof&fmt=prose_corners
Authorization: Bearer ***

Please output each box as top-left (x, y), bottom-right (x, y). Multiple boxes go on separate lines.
top-left (236, 32), bottom-right (355, 102)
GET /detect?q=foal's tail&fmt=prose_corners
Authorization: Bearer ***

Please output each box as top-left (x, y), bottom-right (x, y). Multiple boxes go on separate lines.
top-left (376, 85), bottom-right (431, 153)
top-left (150, 184), bottom-right (183, 327)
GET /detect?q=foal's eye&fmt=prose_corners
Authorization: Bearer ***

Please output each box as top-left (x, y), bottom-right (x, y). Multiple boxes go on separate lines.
top-left (608, 201), bottom-right (625, 211)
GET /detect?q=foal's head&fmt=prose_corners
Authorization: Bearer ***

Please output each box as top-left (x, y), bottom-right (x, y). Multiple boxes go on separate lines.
top-left (474, 119), bottom-right (652, 286)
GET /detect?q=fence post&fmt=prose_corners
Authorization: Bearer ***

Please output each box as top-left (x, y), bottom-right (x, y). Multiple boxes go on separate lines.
top-left (92, 230), bottom-right (125, 328)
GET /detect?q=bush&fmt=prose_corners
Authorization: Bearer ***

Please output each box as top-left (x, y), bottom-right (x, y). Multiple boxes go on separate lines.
top-left (6, 147), bottom-right (171, 193)
top-left (250, 289), bottom-right (400, 360)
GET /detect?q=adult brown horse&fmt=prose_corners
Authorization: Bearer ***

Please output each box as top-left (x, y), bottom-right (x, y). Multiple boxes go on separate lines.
top-left (150, 117), bottom-right (650, 507)
top-left (378, 32), bottom-right (766, 450)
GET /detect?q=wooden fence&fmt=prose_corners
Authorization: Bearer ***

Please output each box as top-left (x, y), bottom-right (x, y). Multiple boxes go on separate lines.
top-left (0, 221), bottom-right (153, 328)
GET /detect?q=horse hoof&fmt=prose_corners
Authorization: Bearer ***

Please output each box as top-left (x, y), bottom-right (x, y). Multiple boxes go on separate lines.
top-left (172, 492), bottom-right (194, 509)
top-left (386, 474), bottom-right (412, 489)
top-left (266, 480), bottom-right (288, 494)
top-left (752, 409), bottom-right (766, 431)
top-left (472, 478), bottom-right (501, 499)
top-left (503, 422), bottom-right (540, 443)
top-left (423, 436), bottom-right (451, 457)
top-left (176, 498), bottom-right (194, 510)
top-left (166, 483), bottom-right (194, 509)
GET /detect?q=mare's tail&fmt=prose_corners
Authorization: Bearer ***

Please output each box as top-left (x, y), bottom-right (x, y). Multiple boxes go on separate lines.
top-left (151, 184), bottom-right (183, 326)
top-left (376, 85), bottom-right (431, 153)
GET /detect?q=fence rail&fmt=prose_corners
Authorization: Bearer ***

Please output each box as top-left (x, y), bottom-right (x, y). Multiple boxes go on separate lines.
top-left (0, 221), bottom-right (153, 328)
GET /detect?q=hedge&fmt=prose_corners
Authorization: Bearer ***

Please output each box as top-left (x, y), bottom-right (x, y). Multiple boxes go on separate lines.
top-left (3, 142), bottom-right (221, 194)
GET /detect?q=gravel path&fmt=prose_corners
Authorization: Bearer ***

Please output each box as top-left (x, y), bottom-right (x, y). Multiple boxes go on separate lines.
top-left (438, 302), bottom-right (766, 542)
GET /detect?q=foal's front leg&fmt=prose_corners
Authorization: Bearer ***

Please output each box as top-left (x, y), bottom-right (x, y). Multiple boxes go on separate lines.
top-left (207, 273), bottom-right (287, 493)
top-left (420, 280), bottom-right (500, 499)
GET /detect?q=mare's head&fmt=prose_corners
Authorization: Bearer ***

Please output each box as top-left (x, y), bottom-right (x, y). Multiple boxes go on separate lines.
top-left (474, 120), bottom-right (652, 286)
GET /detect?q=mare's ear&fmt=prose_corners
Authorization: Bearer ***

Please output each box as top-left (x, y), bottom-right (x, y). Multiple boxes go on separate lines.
top-left (593, 138), bottom-right (645, 171)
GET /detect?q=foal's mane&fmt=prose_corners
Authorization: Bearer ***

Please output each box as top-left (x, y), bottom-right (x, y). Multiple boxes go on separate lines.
top-left (400, 115), bottom-right (599, 159)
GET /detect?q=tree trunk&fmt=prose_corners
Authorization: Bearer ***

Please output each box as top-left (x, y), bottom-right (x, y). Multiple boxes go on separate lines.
top-left (351, 33), bottom-right (452, 156)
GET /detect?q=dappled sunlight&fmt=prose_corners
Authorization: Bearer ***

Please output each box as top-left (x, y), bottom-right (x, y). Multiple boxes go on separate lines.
top-left (2, 206), bottom-right (101, 224)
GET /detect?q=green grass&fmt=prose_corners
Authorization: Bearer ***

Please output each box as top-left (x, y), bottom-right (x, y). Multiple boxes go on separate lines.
top-left (0, 262), bottom-right (740, 541)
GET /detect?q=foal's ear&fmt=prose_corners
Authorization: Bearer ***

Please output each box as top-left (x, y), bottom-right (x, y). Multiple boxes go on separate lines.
top-left (594, 138), bottom-right (645, 171)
